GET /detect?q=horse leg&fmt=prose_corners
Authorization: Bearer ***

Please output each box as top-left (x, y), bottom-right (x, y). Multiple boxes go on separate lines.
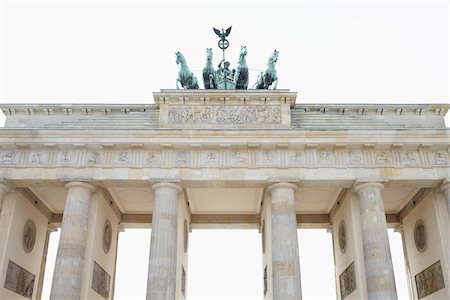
top-left (176, 78), bottom-right (180, 89)
top-left (273, 78), bottom-right (278, 89)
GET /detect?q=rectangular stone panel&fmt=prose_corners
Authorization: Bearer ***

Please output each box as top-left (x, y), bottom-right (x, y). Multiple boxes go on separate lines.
top-left (415, 260), bottom-right (445, 299)
top-left (92, 262), bottom-right (111, 299)
top-left (4, 260), bottom-right (35, 299)
top-left (160, 104), bottom-right (291, 129)
top-left (339, 261), bottom-right (357, 299)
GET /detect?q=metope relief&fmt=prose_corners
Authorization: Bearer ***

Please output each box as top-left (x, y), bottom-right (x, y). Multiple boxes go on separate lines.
top-left (288, 150), bottom-right (305, 165)
top-left (415, 261), bottom-right (445, 299)
top-left (375, 151), bottom-right (392, 165)
top-left (1, 150), bottom-right (17, 165)
top-left (403, 150), bottom-right (420, 166)
top-left (230, 150), bottom-right (247, 166)
top-left (346, 150), bottom-right (363, 166)
top-left (4, 260), bottom-right (35, 299)
top-left (173, 150), bottom-right (190, 166)
top-left (339, 262), bottom-right (357, 299)
top-left (318, 150), bottom-right (333, 165)
top-left (23, 219), bottom-right (36, 254)
top-left (58, 150), bottom-right (75, 165)
top-left (29, 151), bottom-right (47, 165)
top-left (86, 151), bottom-right (101, 165)
top-left (92, 262), bottom-right (111, 299)
top-left (145, 151), bottom-right (160, 165)
top-left (433, 150), bottom-right (449, 165)
top-left (167, 105), bottom-right (281, 125)
top-left (201, 151), bottom-right (218, 166)
top-left (259, 149), bottom-right (277, 165)
top-left (116, 151), bottom-right (130, 165)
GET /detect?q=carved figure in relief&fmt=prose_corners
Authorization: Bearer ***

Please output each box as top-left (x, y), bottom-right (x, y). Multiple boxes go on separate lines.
top-left (433, 150), bottom-right (448, 165)
top-left (1, 151), bottom-right (16, 165)
top-left (175, 151), bottom-right (188, 165)
top-left (146, 152), bottom-right (159, 164)
top-left (30, 153), bottom-right (43, 164)
top-left (61, 151), bottom-right (72, 163)
top-left (263, 150), bottom-right (274, 162)
top-left (291, 151), bottom-right (303, 162)
top-left (175, 51), bottom-right (199, 89)
top-left (118, 152), bottom-right (128, 163)
top-left (231, 151), bottom-right (246, 164)
top-left (88, 151), bottom-right (100, 164)
top-left (254, 50), bottom-right (279, 89)
top-left (205, 152), bottom-right (216, 164)
top-left (403, 150), bottom-right (419, 165)
top-left (376, 151), bottom-right (392, 164)
top-left (347, 150), bottom-right (362, 165)
top-left (319, 151), bottom-right (330, 164)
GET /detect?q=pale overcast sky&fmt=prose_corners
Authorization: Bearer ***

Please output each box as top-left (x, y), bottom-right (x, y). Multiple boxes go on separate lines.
top-left (1, 1), bottom-right (449, 299)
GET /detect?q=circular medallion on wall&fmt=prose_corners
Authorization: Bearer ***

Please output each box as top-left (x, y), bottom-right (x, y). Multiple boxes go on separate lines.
top-left (103, 219), bottom-right (112, 253)
top-left (338, 221), bottom-right (346, 253)
top-left (184, 220), bottom-right (189, 253)
top-left (23, 219), bottom-right (36, 253)
top-left (414, 219), bottom-right (427, 253)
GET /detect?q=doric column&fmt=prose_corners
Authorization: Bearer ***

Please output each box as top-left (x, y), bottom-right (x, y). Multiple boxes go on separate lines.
top-left (147, 182), bottom-right (182, 300)
top-left (0, 182), bottom-right (10, 214)
top-left (267, 182), bottom-right (302, 300)
top-left (441, 180), bottom-right (450, 219)
top-left (50, 182), bottom-right (95, 300)
top-left (354, 182), bottom-right (397, 300)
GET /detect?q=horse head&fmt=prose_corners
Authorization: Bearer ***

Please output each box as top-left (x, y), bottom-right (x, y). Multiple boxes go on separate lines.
top-left (175, 51), bottom-right (185, 66)
top-left (206, 48), bottom-right (213, 62)
top-left (269, 50), bottom-right (279, 64)
top-left (240, 45), bottom-right (247, 57)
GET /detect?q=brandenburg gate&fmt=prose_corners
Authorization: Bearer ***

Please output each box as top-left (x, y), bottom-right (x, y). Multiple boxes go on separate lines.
top-left (0, 89), bottom-right (449, 299)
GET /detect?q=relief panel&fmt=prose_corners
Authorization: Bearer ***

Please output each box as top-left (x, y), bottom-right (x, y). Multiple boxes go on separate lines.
top-left (415, 260), bottom-right (445, 299)
top-left (4, 260), bottom-right (35, 299)
top-left (167, 105), bottom-right (282, 125)
top-left (339, 262), bottom-right (356, 299)
top-left (92, 262), bottom-right (111, 299)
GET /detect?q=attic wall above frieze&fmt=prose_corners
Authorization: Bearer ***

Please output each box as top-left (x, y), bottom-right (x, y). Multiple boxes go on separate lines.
top-left (1, 90), bottom-right (448, 130)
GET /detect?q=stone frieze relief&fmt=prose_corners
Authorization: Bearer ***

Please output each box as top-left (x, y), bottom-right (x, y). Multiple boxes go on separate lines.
top-left (167, 105), bottom-right (282, 124)
top-left (0, 147), bottom-right (449, 169)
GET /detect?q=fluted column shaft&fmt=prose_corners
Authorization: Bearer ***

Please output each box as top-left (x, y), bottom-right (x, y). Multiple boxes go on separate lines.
top-left (268, 182), bottom-right (302, 300)
top-left (354, 182), bottom-right (397, 300)
top-left (50, 182), bottom-right (95, 300)
top-left (147, 182), bottom-right (182, 300)
top-left (441, 180), bottom-right (450, 220)
top-left (0, 182), bottom-right (10, 214)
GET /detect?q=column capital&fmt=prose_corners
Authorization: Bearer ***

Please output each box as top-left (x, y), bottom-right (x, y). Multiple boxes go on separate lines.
top-left (151, 182), bottom-right (182, 193)
top-left (267, 182), bottom-right (298, 192)
top-left (440, 179), bottom-right (450, 192)
top-left (353, 181), bottom-right (385, 193)
top-left (64, 181), bottom-right (96, 192)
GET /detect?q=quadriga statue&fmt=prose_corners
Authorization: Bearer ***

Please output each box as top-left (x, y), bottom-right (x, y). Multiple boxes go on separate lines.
top-left (175, 51), bottom-right (199, 89)
top-left (234, 46), bottom-right (249, 89)
top-left (202, 48), bottom-right (217, 89)
top-left (254, 50), bottom-right (279, 89)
